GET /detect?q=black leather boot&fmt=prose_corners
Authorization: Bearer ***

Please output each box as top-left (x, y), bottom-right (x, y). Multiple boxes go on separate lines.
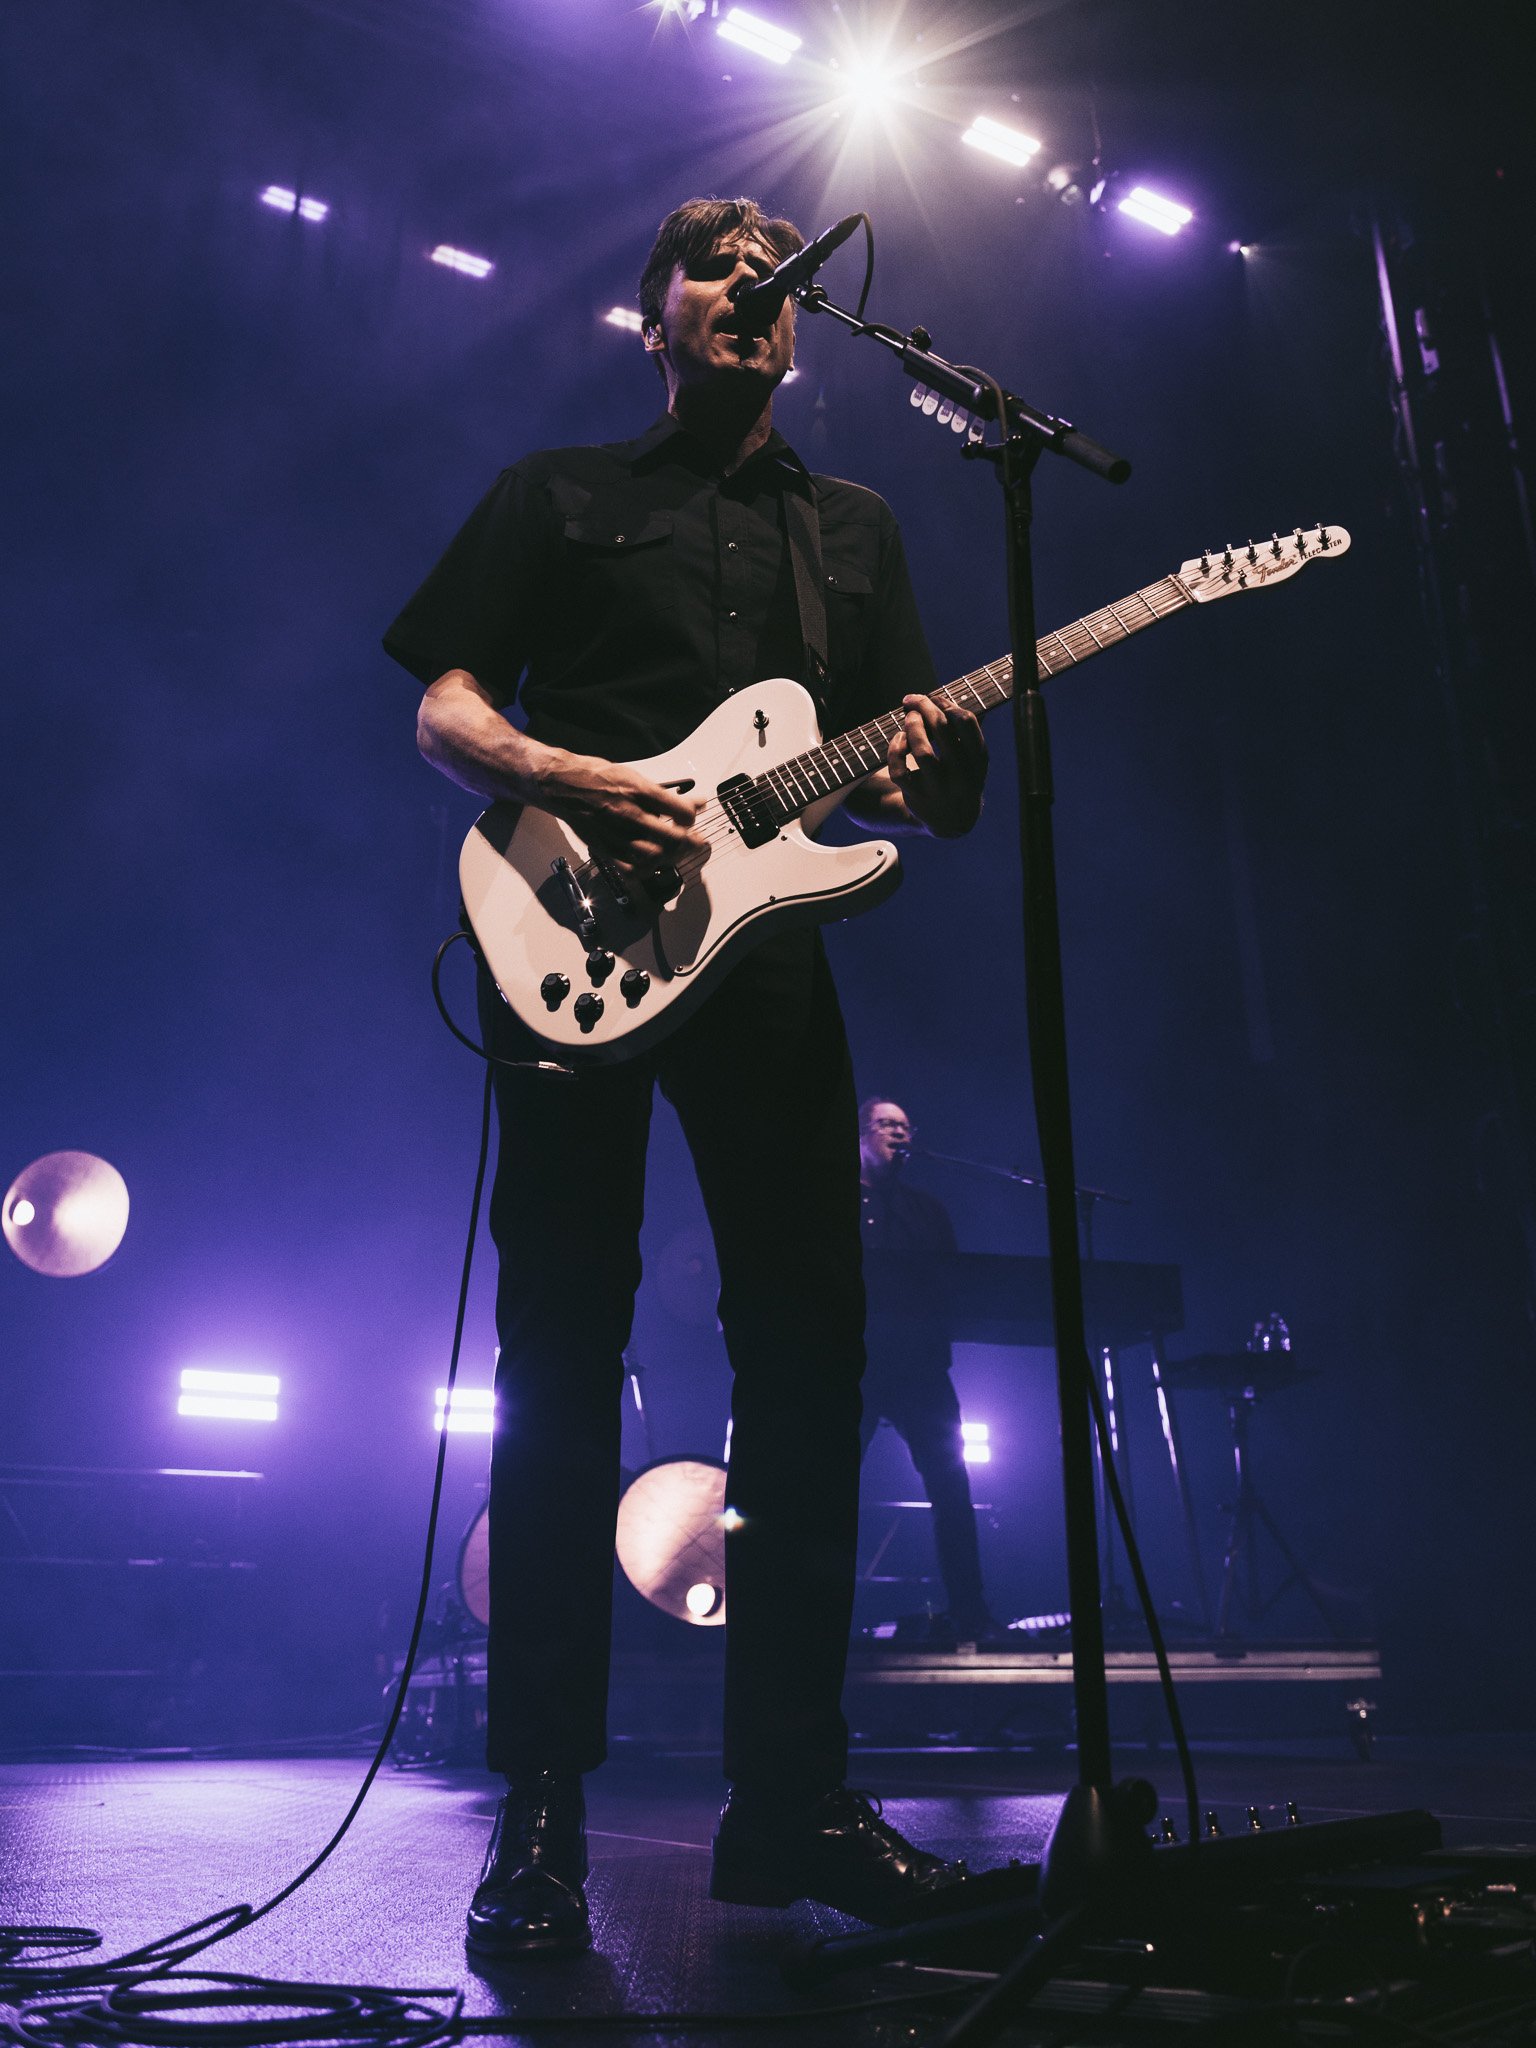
top-left (465, 1771), bottom-right (591, 1958)
top-left (710, 1784), bottom-right (968, 1925)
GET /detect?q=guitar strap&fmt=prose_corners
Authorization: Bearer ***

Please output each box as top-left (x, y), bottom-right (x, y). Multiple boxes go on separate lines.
top-left (783, 483), bottom-right (831, 729)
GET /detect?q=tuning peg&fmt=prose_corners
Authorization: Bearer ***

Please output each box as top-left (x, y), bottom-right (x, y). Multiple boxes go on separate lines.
top-left (1293, 527), bottom-right (1307, 553)
top-left (1222, 544), bottom-right (1234, 569)
top-left (1270, 533), bottom-right (1283, 559)
top-left (1199, 550), bottom-right (1212, 574)
top-left (1318, 524), bottom-right (1332, 548)
top-left (1246, 541), bottom-right (1258, 564)
top-left (1238, 569), bottom-right (1248, 585)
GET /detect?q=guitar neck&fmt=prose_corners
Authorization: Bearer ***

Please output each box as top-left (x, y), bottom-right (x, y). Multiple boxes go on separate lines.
top-left (759, 574), bottom-right (1195, 813)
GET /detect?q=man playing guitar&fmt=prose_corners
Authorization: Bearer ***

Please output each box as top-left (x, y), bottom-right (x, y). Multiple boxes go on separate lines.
top-left (385, 196), bottom-right (988, 1959)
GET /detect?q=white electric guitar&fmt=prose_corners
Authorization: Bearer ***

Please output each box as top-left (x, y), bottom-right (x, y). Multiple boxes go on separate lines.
top-left (461, 525), bottom-right (1350, 1062)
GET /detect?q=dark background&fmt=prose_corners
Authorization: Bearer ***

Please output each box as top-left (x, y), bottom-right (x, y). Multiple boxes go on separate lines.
top-left (2, 0), bottom-right (1532, 1740)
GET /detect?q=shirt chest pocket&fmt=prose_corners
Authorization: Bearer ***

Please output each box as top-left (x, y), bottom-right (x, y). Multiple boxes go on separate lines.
top-left (562, 508), bottom-right (678, 622)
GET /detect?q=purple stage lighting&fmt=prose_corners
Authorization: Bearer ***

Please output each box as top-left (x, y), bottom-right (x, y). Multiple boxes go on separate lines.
top-left (259, 186), bottom-right (328, 223)
top-left (1118, 186), bottom-right (1193, 235)
top-left (430, 245), bottom-right (494, 280)
top-left (962, 116), bottom-right (1041, 170)
top-left (435, 1385), bottom-right (494, 1433)
top-left (961, 1419), bottom-right (991, 1465)
top-left (178, 1368), bottom-right (279, 1423)
top-left (603, 306), bottom-right (644, 332)
top-left (717, 7), bottom-right (800, 64)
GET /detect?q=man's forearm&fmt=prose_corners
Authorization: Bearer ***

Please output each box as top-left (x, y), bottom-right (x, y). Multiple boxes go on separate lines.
top-left (416, 670), bottom-right (566, 805)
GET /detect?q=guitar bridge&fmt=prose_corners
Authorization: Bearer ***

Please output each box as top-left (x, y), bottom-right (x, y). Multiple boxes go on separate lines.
top-left (551, 855), bottom-right (601, 946)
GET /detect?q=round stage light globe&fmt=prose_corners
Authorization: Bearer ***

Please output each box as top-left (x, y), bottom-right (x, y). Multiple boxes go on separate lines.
top-left (615, 1457), bottom-right (729, 1627)
top-left (4, 1151), bottom-right (130, 1276)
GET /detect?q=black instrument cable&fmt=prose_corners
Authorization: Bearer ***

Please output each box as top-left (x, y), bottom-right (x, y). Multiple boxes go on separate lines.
top-left (0, 937), bottom-right (987, 2045)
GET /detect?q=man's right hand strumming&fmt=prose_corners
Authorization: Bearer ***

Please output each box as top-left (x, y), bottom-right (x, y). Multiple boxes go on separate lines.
top-left (416, 667), bottom-right (704, 870)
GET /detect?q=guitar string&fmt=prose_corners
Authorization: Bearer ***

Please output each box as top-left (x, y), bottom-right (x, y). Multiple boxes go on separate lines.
top-left (589, 573), bottom-right (1206, 883)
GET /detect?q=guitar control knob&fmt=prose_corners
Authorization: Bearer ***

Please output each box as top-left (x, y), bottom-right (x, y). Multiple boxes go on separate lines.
top-left (620, 968), bottom-right (650, 1007)
top-left (573, 993), bottom-right (604, 1032)
top-left (586, 949), bottom-right (615, 984)
top-left (540, 973), bottom-right (570, 1009)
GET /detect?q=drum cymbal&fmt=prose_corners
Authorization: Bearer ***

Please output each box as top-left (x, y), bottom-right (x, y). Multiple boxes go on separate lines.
top-left (4, 1151), bottom-right (130, 1277)
top-left (615, 1457), bottom-right (729, 1626)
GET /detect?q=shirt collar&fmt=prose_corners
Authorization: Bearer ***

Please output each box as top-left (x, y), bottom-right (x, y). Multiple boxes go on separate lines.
top-left (624, 411), bottom-right (813, 493)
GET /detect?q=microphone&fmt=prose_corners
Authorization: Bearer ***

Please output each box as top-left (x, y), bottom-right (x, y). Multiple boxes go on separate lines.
top-left (727, 213), bottom-right (863, 331)
top-left (890, 1142), bottom-right (912, 1166)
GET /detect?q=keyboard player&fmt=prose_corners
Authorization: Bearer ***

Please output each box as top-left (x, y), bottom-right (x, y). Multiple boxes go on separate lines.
top-left (859, 1098), bottom-right (1003, 1645)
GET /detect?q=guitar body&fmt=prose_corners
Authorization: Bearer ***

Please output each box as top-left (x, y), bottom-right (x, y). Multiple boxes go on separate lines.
top-left (458, 524), bottom-right (1350, 1065)
top-left (459, 677), bottom-right (901, 1063)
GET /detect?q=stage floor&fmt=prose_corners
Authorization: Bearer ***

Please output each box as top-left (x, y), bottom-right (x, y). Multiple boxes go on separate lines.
top-left (4, 1739), bottom-right (1536, 2044)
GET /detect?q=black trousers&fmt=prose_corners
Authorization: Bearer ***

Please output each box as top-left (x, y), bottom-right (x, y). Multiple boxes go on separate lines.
top-left (859, 1337), bottom-right (987, 1623)
top-left (478, 930), bottom-right (865, 1794)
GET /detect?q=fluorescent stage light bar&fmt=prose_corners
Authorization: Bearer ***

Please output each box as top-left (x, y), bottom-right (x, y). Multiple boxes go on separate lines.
top-left (1118, 186), bottom-right (1193, 235)
top-left (962, 117), bottom-right (1041, 170)
top-left (435, 1386), bottom-right (495, 1434)
top-left (430, 245), bottom-right (494, 280)
top-left (178, 1367), bottom-right (280, 1423)
top-left (961, 1419), bottom-right (992, 1465)
top-left (717, 7), bottom-right (800, 63)
top-left (259, 186), bottom-right (329, 222)
top-left (604, 306), bottom-right (644, 332)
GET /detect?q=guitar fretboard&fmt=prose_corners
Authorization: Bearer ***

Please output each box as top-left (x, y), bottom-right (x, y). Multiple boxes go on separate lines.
top-left (749, 574), bottom-right (1194, 818)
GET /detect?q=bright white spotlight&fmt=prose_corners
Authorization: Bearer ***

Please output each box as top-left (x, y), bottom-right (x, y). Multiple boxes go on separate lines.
top-left (834, 57), bottom-right (900, 117)
top-left (603, 306), bottom-right (644, 332)
top-left (717, 7), bottom-right (800, 63)
top-left (10, 1199), bottom-right (36, 1228)
top-left (685, 1580), bottom-right (722, 1618)
top-left (962, 116), bottom-right (1041, 170)
top-left (434, 1385), bottom-right (495, 1434)
top-left (259, 186), bottom-right (328, 222)
top-left (1118, 186), bottom-right (1193, 235)
top-left (960, 1419), bottom-right (992, 1465)
top-left (430, 245), bottom-right (494, 280)
top-left (178, 1368), bottom-right (280, 1423)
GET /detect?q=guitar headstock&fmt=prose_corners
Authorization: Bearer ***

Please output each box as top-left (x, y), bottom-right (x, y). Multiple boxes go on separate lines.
top-left (1176, 525), bottom-right (1351, 603)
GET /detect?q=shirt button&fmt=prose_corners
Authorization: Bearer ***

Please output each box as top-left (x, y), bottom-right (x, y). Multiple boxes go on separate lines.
top-left (614, 534), bottom-right (626, 544)
top-left (727, 609), bottom-right (739, 620)
top-left (726, 541), bottom-right (738, 551)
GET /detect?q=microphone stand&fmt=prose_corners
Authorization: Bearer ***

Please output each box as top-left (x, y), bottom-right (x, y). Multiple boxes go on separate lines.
top-left (796, 282), bottom-right (1155, 2031)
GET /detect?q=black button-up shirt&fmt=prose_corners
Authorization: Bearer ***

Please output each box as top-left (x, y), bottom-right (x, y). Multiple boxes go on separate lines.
top-left (383, 412), bottom-right (937, 761)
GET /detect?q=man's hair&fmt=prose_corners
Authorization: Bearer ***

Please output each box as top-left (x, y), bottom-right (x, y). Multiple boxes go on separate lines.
top-left (638, 197), bottom-right (803, 377)
top-left (859, 1096), bottom-right (906, 1132)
